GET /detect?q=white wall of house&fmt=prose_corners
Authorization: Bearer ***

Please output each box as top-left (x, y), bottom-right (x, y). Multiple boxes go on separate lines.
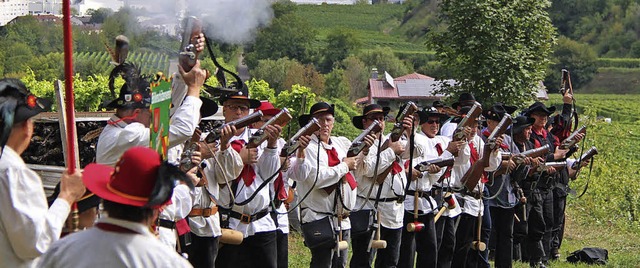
top-left (0, 0), bottom-right (29, 26)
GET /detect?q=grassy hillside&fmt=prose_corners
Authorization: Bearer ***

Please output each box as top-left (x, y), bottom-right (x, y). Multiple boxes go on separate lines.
top-left (580, 68), bottom-right (640, 94)
top-left (295, 4), bottom-right (429, 53)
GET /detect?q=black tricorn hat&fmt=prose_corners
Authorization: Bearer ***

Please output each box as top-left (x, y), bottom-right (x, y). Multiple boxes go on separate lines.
top-left (299, 102), bottom-right (335, 127)
top-left (352, 104), bottom-right (390, 129)
top-left (483, 102), bottom-right (517, 121)
top-left (418, 106), bottom-right (448, 125)
top-left (200, 97), bottom-right (219, 118)
top-left (452, 92), bottom-right (476, 110)
top-left (105, 63), bottom-right (152, 110)
top-left (218, 86), bottom-right (261, 109)
top-left (524, 101), bottom-right (556, 116)
top-left (511, 115), bottom-right (535, 134)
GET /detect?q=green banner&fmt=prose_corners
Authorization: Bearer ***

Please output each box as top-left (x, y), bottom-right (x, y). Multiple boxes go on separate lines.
top-left (149, 75), bottom-right (172, 160)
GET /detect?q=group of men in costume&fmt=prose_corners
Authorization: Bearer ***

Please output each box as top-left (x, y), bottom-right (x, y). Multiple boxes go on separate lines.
top-left (0, 34), bottom-right (590, 267)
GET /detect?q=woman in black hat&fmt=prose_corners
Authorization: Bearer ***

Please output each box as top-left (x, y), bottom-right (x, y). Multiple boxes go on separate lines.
top-left (0, 78), bottom-right (86, 267)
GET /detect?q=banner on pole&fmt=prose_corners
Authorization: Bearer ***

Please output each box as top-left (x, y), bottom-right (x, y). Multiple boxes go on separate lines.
top-left (149, 74), bottom-right (172, 160)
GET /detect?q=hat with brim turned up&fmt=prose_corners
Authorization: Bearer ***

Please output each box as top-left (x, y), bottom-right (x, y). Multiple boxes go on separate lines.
top-left (352, 104), bottom-right (390, 129)
top-left (299, 102), bottom-right (335, 127)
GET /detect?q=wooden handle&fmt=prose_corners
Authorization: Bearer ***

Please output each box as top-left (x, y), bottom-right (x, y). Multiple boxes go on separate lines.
top-left (434, 206), bottom-right (447, 223)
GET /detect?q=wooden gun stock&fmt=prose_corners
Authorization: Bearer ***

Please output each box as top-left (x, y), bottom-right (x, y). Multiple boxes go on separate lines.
top-left (572, 146), bottom-right (598, 169)
top-left (461, 114), bottom-right (511, 190)
top-left (414, 156), bottom-right (455, 172)
top-left (559, 125), bottom-right (586, 149)
top-left (205, 111), bottom-right (263, 143)
top-left (178, 16), bottom-right (202, 72)
top-left (453, 102), bottom-right (483, 141)
top-left (389, 102), bottom-right (418, 142)
top-left (280, 118), bottom-right (321, 157)
top-left (347, 120), bottom-right (382, 157)
top-left (248, 108), bottom-right (292, 148)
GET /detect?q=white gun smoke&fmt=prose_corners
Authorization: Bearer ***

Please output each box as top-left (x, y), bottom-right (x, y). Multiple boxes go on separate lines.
top-left (130, 0), bottom-right (274, 45)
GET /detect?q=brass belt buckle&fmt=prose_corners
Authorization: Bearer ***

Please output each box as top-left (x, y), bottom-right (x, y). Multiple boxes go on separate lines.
top-left (240, 213), bottom-right (251, 224)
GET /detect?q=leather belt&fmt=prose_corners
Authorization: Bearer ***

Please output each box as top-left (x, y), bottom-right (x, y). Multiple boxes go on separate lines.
top-left (406, 190), bottom-right (431, 199)
top-left (356, 195), bottom-right (399, 202)
top-left (188, 207), bottom-right (218, 218)
top-left (455, 189), bottom-right (482, 199)
top-left (159, 219), bottom-right (175, 229)
top-left (220, 208), bottom-right (270, 224)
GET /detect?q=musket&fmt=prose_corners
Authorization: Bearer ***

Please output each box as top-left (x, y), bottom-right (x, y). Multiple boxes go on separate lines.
top-left (559, 125), bottom-right (586, 150)
top-left (572, 146), bottom-right (598, 169)
top-left (179, 128), bottom-right (202, 173)
top-left (414, 156), bottom-right (455, 172)
top-left (280, 118), bottom-right (321, 157)
top-left (204, 111), bottom-right (263, 143)
top-left (388, 102), bottom-right (418, 142)
top-left (347, 120), bottom-right (382, 157)
top-left (461, 114), bottom-right (512, 190)
top-left (560, 69), bottom-right (573, 96)
top-left (539, 161), bottom-right (567, 172)
top-left (502, 144), bottom-right (550, 164)
top-left (247, 108), bottom-right (292, 148)
top-left (453, 102), bottom-right (483, 141)
top-left (179, 16), bottom-right (202, 72)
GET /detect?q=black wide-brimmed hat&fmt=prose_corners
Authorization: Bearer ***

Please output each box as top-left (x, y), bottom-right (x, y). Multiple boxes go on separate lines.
top-left (48, 183), bottom-right (101, 213)
top-left (483, 102), bottom-right (517, 121)
top-left (352, 104), bottom-right (390, 129)
top-left (432, 100), bottom-right (445, 108)
top-left (299, 102), bottom-right (335, 127)
top-left (418, 106), bottom-right (448, 125)
top-left (1, 78), bottom-right (52, 152)
top-left (524, 101), bottom-right (556, 116)
top-left (105, 63), bottom-right (152, 110)
top-left (452, 92), bottom-right (476, 110)
top-left (511, 115), bottom-right (535, 134)
top-left (218, 86), bottom-right (261, 109)
top-left (200, 97), bottom-right (219, 118)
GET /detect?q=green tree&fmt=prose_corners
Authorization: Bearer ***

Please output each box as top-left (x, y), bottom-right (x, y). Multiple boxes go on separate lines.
top-left (320, 28), bottom-right (362, 73)
top-left (274, 84), bottom-right (316, 133)
top-left (247, 79), bottom-right (276, 102)
top-left (342, 56), bottom-right (370, 101)
top-left (324, 68), bottom-right (349, 99)
top-left (544, 36), bottom-right (597, 92)
top-left (250, 58), bottom-right (325, 94)
top-left (357, 46), bottom-right (412, 77)
top-left (429, 0), bottom-right (555, 106)
top-left (2, 42), bottom-right (35, 76)
top-left (88, 8), bottom-right (113, 24)
top-left (244, 13), bottom-right (317, 69)
top-left (27, 52), bottom-right (64, 81)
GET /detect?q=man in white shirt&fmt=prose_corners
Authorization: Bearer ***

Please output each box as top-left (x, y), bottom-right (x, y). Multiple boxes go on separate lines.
top-left (39, 147), bottom-right (193, 267)
top-left (440, 92), bottom-right (476, 137)
top-left (214, 89), bottom-right (282, 268)
top-left (289, 102), bottom-right (359, 268)
top-left (0, 78), bottom-right (85, 267)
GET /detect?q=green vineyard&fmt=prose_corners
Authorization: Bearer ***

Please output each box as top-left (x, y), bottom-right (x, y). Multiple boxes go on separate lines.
top-left (73, 51), bottom-right (171, 76)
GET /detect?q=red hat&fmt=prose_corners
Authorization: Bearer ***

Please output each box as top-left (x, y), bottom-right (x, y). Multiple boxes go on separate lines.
top-left (83, 147), bottom-right (166, 208)
top-left (255, 101), bottom-right (280, 116)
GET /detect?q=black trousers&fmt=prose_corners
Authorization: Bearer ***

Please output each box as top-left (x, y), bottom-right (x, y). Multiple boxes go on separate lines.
top-left (450, 213), bottom-right (477, 268)
top-left (276, 230), bottom-right (288, 268)
top-left (520, 187), bottom-right (545, 264)
top-left (398, 211), bottom-right (437, 268)
top-left (435, 215), bottom-right (457, 268)
top-left (539, 188), bottom-right (554, 262)
top-left (217, 231), bottom-right (277, 268)
top-left (187, 234), bottom-right (220, 268)
top-left (490, 206), bottom-right (515, 268)
top-left (551, 186), bottom-right (567, 253)
top-left (309, 230), bottom-right (351, 268)
top-left (374, 226), bottom-right (402, 268)
top-left (350, 228), bottom-right (375, 268)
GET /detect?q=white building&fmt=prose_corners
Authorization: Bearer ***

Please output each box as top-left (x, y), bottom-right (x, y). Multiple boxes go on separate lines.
top-left (0, 0), bottom-right (29, 26)
top-left (28, 0), bottom-right (61, 15)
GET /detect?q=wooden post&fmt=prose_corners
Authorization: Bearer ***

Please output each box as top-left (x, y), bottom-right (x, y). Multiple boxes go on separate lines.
top-left (54, 80), bottom-right (80, 169)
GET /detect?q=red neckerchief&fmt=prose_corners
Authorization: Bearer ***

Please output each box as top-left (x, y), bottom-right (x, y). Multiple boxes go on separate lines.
top-left (274, 172), bottom-right (288, 201)
top-left (435, 143), bottom-right (452, 178)
top-left (323, 147), bottom-right (357, 194)
top-left (231, 139), bottom-right (256, 186)
top-left (391, 161), bottom-right (403, 175)
top-left (95, 222), bottom-right (140, 234)
top-left (469, 142), bottom-right (488, 183)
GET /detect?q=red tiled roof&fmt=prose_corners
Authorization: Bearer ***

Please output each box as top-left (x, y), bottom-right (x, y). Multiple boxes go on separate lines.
top-left (368, 78), bottom-right (398, 99)
top-left (395, 72), bottom-right (434, 81)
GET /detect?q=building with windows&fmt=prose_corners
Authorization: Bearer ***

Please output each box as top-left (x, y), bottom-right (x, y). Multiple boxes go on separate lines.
top-left (0, 0), bottom-right (29, 26)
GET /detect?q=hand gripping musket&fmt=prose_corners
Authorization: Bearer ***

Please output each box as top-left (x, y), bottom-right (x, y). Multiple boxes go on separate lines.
top-left (453, 102), bottom-right (483, 141)
top-left (248, 108), bottom-right (292, 148)
top-left (179, 128), bottom-right (203, 173)
top-left (461, 114), bottom-right (512, 190)
top-left (572, 146), bottom-right (598, 169)
top-left (280, 118), bottom-right (321, 157)
top-left (347, 120), bottom-right (382, 157)
top-left (178, 16), bottom-right (202, 72)
top-left (559, 125), bottom-right (586, 150)
top-left (204, 111), bottom-right (263, 144)
top-left (372, 102), bottom-right (418, 183)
